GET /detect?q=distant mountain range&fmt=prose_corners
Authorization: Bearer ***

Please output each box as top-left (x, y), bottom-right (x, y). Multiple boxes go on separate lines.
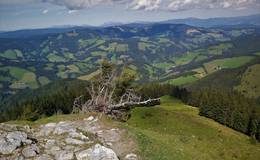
top-left (1, 14), bottom-right (260, 38)
top-left (161, 14), bottom-right (260, 28)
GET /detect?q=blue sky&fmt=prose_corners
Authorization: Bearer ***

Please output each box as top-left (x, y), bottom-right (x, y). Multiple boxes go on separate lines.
top-left (0, 0), bottom-right (260, 31)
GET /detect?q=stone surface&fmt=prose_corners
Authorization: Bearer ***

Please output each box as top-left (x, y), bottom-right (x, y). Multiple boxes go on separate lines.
top-left (53, 121), bottom-right (76, 135)
top-left (124, 153), bottom-right (138, 160)
top-left (75, 144), bottom-right (119, 160)
top-left (0, 131), bottom-right (28, 155)
top-left (68, 131), bottom-right (89, 141)
top-left (0, 118), bottom-right (137, 159)
top-left (65, 137), bottom-right (85, 145)
top-left (55, 150), bottom-right (74, 160)
top-left (22, 144), bottom-right (39, 158)
top-left (35, 154), bottom-right (53, 160)
top-left (38, 123), bottom-right (56, 136)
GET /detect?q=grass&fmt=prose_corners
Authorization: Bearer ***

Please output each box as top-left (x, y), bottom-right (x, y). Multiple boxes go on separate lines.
top-left (173, 52), bottom-right (197, 65)
top-left (78, 70), bottom-right (101, 81)
top-left (138, 42), bottom-right (155, 51)
top-left (47, 53), bottom-right (66, 62)
top-left (6, 114), bottom-right (91, 126)
top-left (124, 96), bottom-right (260, 160)
top-left (204, 56), bottom-right (254, 74)
top-left (38, 76), bottom-right (50, 85)
top-left (154, 62), bottom-right (173, 70)
top-left (0, 50), bottom-right (17, 59)
top-left (168, 75), bottom-right (198, 86)
top-left (234, 64), bottom-right (260, 98)
top-left (6, 96), bottom-right (260, 159)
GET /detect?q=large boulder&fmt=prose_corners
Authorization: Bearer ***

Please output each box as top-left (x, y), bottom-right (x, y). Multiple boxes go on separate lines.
top-left (0, 131), bottom-right (28, 155)
top-left (22, 144), bottom-right (39, 158)
top-left (75, 144), bottom-right (119, 160)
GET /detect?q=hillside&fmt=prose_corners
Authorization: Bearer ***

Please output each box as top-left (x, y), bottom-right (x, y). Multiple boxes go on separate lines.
top-left (1, 23), bottom-right (260, 98)
top-left (187, 57), bottom-right (260, 99)
top-left (1, 96), bottom-right (259, 160)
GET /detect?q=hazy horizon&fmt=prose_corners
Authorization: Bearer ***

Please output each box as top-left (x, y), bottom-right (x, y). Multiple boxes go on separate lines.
top-left (0, 0), bottom-right (260, 31)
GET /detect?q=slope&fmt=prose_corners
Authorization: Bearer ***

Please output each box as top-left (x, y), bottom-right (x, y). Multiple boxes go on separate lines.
top-left (124, 96), bottom-right (260, 160)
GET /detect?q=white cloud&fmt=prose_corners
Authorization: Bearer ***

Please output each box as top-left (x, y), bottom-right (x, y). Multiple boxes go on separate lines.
top-left (167, 0), bottom-right (260, 12)
top-left (2, 0), bottom-right (259, 11)
top-left (68, 10), bottom-right (78, 14)
top-left (130, 0), bottom-right (161, 11)
top-left (42, 9), bottom-right (48, 14)
top-left (41, 0), bottom-right (120, 10)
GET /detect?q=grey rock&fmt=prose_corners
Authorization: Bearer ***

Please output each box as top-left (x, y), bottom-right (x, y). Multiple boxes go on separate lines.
top-left (38, 123), bottom-right (56, 136)
top-left (75, 144), bottom-right (119, 160)
top-left (22, 144), bottom-right (39, 158)
top-left (34, 154), bottom-right (52, 160)
top-left (0, 137), bottom-right (17, 155)
top-left (55, 150), bottom-right (74, 160)
top-left (53, 121), bottom-right (76, 135)
top-left (44, 139), bottom-right (56, 148)
top-left (124, 153), bottom-right (138, 160)
top-left (68, 131), bottom-right (88, 141)
top-left (7, 131), bottom-right (27, 145)
top-left (85, 116), bottom-right (94, 121)
top-left (45, 146), bottom-right (61, 155)
top-left (65, 138), bottom-right (85, 145)
top-left (0, 131), bottom-right (28, 155)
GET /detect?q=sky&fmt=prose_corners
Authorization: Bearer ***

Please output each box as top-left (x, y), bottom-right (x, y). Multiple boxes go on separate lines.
top-left (0, 0), bottom-right (260, 31)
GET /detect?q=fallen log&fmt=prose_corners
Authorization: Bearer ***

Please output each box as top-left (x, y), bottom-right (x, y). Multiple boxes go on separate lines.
top-left (108, 98), bottom-right (160, 111)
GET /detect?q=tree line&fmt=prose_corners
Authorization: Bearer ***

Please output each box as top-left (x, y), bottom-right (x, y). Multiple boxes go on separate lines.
top-left (174, 87), bottom-right (260, 141)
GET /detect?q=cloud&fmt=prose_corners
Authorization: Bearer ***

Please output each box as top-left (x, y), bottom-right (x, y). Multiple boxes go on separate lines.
top-left (42, 9), bottom-right (48, 14)
top-left (1, 0), bottom-right (259, 11)
top-left (129, 0), bottom-right (161, 11)
top-left (167, 0), bottom-right (260, 12)
top-left (41, 0), bottom-right (121, 10)
top-left (68, 10), bottom-right (78, 14)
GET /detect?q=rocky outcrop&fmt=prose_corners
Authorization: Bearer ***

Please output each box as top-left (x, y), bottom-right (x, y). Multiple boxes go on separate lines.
top-left (75, 144), bottom-right (119, 160)
top-left (0, 115), bottom-right (138, 160)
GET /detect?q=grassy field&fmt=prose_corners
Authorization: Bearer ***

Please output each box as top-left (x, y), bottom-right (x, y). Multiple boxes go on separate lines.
top-left (168, 75), bottom-right (198, 86)
top-left (204, 56), bottom-right (253, 74)
top-left (235, 64), bottom-right (260, 98)
top-left (125, 96), bottom-right (260, 160)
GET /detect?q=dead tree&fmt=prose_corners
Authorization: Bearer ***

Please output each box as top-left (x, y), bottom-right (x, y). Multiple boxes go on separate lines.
top-left (72, 63), bottom-right (160, 120)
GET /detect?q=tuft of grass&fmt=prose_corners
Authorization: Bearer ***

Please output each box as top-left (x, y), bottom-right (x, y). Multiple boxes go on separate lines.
top-left (124, 96), bottom-right (260, 160)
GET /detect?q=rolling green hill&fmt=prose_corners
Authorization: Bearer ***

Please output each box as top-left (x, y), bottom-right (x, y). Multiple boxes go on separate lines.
top-left (187, 58), bottom-right (260, 99)
top-left (0, 24), bottom-right (260, 100)
top-left (5, 96), bottom-right (260, 160)
top-left (125, 96), bottom-right (260, 160)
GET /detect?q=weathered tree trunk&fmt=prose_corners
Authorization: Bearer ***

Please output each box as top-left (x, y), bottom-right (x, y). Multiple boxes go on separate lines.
top-left (108, 98), bottom-right (160, 110)
top-left (106, 98), bottom-right (160, 121)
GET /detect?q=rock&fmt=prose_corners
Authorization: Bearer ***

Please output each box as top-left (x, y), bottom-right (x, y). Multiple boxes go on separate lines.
top-left (97, 128), bottom-right (121, 143)
top-left (44, 146), bottom-right (61, 155)
top-left (0, 137), bottom-right (17, 155)
top-left (86, 116), bottom-right (94, 121)
top-left (44, 139), bottom-right (56, 148)
top-left (35, 154), bottom-right (52, 160)
top-left (0, 124), bottom-right (17, 132)
top-left (38, 123), bottom-right (56, 136)
top-left (22, 144), bottom-right (39, 158)
top-left (55, 150), bottom-right (74, 160)
top-left (53, 121), bottom-right (76, 135)
top-left (124, 153), bottom-right (138, 160)
top-left (65, 138), bottom-right (85, 145)
top-left (68, 131), bottom-right (89, 141)
top-left (0, 131), bottom-right (28, 155)
top-left (75, 144), bottom-right (119, 160)
top-left (7, 131), bottom-right (27, 145)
